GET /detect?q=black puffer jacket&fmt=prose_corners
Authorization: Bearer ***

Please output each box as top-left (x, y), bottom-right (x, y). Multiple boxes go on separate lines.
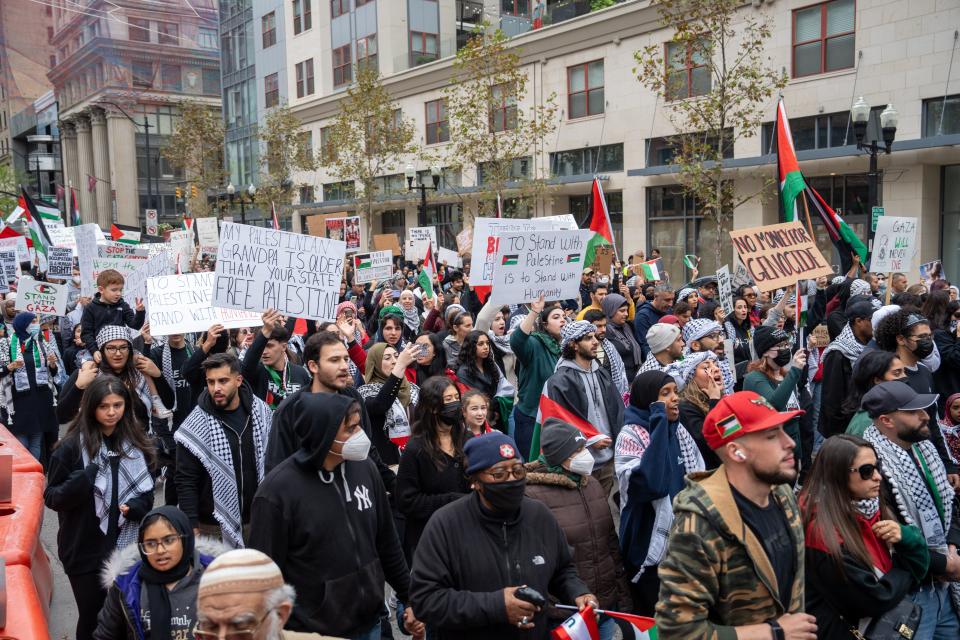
top-left (523, 462), bottom-right (631, 614)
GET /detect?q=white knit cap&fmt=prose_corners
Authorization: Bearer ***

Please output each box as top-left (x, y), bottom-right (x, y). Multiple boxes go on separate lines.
top-left (646, 323), bottom-right (681, 354)
top-left (198, 549), bottom-right (285, 598)
top-left (871, 304), bottom-right (900, 332)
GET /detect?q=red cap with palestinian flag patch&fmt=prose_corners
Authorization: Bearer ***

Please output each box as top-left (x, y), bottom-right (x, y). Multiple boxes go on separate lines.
top-left (702, 391), bottom-right (804, 450)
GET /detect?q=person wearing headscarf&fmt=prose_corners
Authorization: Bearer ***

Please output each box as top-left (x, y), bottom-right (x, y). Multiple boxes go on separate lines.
top-left (615, 371), bottom-right (704, 615)
top-left (248, 393), bottom-right (417, 638)
top-left (683, 318), bottom-right (735, 394)
top-left (371, 306), bottom-right (408, 355)
top-left (939, 392), bottom-right (960, 464)
top-left (94, 506), bottom-right (226, 640)
top-left (602, 293), bottom-right (642, 379)
top-left (398, 290), bottom-right (422, 339)
top-left (674, 351), bottom-right (724, 469)
top-left (358, 341), bottom-right (420, 465)
top-left (0, 311), bottom-right (60, 460)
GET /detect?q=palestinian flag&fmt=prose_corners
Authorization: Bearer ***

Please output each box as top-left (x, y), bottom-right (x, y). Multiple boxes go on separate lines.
top-left (566, 254), bottom-right (581, 263)
top-left (182, 217), bottom-right (194, 231)
top-left (777, 98), bottom-right (867, 273)
top-left (6, 197), bottom-right (60, 226)
top-left (111, 223), bottom-right (141, 244)
top-left (606, 611), bottom-right (658, 640)
top-left (418, 240), bottom-right (436, 299)
top-left (683, 254), bottom-right (699, 269)
top-left (502, 255), bottom-right (519, 266)
top-left (639, 260), bottom-right (660, 281)
top-left (530, 392), bottom-right (605, 459)
top-left (18, 189), bottom-right (53, 271)
top-left (355, 256), bottom-right (373, 269)
top-left (551, 606), bottom-right (599, 640)
top-left (69, 187), bottom-right (81, 226)
top-left (796, 280), bottom-right (808, 329)
top-left (583, 177), bottom-right (615, 267)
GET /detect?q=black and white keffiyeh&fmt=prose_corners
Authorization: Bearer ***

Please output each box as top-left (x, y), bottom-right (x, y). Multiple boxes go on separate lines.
top-left (81, 435), bottom-right (154, 549)
top-left (174, 396), bottom-right (272, 548)
top-left (160, 338), bottom-right (194, 412)
top-left (821, 323), bottom-right (865, 365)
top-left (602, 338), bottom-right (628, 395)
top-left (358, 382), bottom-right (420, 446)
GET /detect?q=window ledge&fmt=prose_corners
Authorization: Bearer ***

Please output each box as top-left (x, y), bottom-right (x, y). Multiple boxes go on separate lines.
top-left (789, 67), bottom-right (857, 85)
top-left (567, 112), bottom-right (606, 123)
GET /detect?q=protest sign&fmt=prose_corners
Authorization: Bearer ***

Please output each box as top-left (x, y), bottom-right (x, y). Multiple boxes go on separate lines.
top-left (920, 260), bottom-right (943, 286)
top-left (196, 217), bottom-right (219, 247)
top-left (48, 247), bottom-right (74, 278)
top-left (91, 257), bottom-right (145, 285)
top-left (15, 276), bottom-right (69, 315)
top-left (352, 250), bottom-right (393, 284)
top-left (0, 250), bottom-right (17, 293)
top-left (98, 241), bottom-right (148, 259)
top-left (325, 218), bottom-right (345, 242)
top-left (591, 245), bottom-right (614, 276)
top-left (124, 251), bottom-right (173, 305)
top-left (344, 216), bottom-right (361, 252)
top-left (729, 221), bottom-right (832, 292)
top-left (871, 216), bottom-right (918, 273)
top-left (732, 256), bottom-right (752, 289)
top-left (373, 233), bottom-right (402, 256)
top-left (716, 265), bottom-right (733, 317)
top-left (437, 246), bottom-right (462, 268)
top-left (74, 223), bottom-right (102, 296)
top-left (406, 226), bottom-right (437, 261)
top-left (0, 236), bottom-right (29, 264)
top-left (456, 227), bottom-right (473, 255)
top-left (48, 226), bottom-right (77, 250)
top-left (490, 229), bottom-right (591, 304)
top-left (168, 230), bottom-right (195, 273)
top-left (213, 222), bottom-right (346, 321)
top-left (147, 272), bottom-right (262, 336)
top-left (471, 216), bottom-right (579, 292)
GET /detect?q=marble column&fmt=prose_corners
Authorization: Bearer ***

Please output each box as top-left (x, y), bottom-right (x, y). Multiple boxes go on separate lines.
top-left (89, 108), bottom-right (113, 230)
top-left (105, 109), bottom-right (138, 226)
top-left (74, 116), bottom-right (96, 225)
top-left (60, 122), bottom-right (80, 208)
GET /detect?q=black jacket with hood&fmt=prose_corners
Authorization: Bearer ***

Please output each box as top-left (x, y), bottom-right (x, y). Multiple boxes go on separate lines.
top-left (248, 393), bottom-right (409, 638)
top-left (80, 293), bottom-right (145, 355)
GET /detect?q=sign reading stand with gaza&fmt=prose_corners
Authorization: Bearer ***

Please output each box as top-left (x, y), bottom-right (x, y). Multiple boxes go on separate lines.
top-left (728, 220), bottom-right (833, 292)
top-left (212, 222), bottom-right (346, 321)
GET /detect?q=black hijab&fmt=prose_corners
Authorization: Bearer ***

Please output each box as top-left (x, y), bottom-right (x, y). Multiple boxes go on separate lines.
top-left (293, 392), bottom-right (355, 470)
top-left (138, 506), bottom-right (195, 640)
top-left (630, 370), bottom-right (675, 409)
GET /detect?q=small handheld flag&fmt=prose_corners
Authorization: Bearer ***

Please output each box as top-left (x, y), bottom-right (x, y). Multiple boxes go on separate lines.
top-left (551, 606), bottom-right (599, 640)
top-left (418, 240), bottom-right (436, 299)
top-left (683, 255), bottom-right (699, 270)
top-left (639, 260), bottom-right (660, 282)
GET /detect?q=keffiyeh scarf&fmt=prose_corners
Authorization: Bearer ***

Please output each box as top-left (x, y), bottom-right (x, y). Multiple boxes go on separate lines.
top-left (601, 338), bottom-right (628, 395)
top-left (821, 323), bottom-right (865, 365)
top-left (401, 306), bottom-right (421, 333)
top-left (3, 334), bottom-right (49, 392)
top-left (358, 382), bottom-right (420, 450)
top-left (80, 435), bottom-right (154, 549)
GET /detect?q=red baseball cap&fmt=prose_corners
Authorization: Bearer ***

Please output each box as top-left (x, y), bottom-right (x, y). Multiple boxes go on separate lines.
top-left (702, 391), bottom-right (804, 450)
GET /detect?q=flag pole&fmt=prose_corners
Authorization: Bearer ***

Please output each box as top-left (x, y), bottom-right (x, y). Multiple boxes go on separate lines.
top-left (800, 189), bottom-right (816, 240)
top-left (554, 604), bottom-right (611, 616)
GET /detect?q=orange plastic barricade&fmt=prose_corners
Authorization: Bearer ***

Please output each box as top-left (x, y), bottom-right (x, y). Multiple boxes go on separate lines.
top-left (0, 427), bottom-right (42, 474)
top-left (0, 472), bottom-right (53, 610)
top-left (0, 563), bottom-right (51, 640)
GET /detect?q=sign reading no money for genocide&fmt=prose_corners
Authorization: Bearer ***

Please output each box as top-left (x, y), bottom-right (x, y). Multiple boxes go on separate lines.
top-left (213, 222), bottom-right (346, 321)
top-left (729, 221), bottom-right (833, 292)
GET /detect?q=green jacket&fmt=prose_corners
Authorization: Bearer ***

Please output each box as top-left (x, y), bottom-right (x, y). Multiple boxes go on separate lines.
top-left (509, 328), bottom-right (560, 416)
top-left (743, 367), bottom-right (804, 458)
top-left (655, 467), bottom-right (805, 640)
top-left (845, 410), bottom-right (872, 437)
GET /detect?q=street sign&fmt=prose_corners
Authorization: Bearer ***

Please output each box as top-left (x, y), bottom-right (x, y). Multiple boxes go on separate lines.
top-left (871, 206), bottom-right (884, 232)
top-left (145, 209), bottom-right (158, 235)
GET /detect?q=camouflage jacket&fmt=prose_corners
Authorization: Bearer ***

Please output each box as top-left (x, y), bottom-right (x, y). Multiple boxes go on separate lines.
top-left (655, 467), bottom-right (805, 640)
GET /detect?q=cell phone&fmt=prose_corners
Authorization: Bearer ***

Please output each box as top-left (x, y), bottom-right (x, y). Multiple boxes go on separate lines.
top-left (417, 343), bottom-right (428, 357)
top-left (514, 586), bottom-right (546, 609)
top-left (391, 289), bottom-right (402, 298)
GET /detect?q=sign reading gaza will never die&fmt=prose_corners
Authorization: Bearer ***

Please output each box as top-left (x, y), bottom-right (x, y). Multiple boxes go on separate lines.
top-left (212, 222), bottom-right (346, 321)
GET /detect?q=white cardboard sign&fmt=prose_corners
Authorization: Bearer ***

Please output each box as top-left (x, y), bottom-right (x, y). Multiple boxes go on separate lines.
top-left (168, 230), bottom-right (195, 273)
top-left (75, 223), bottom-right (106, 296)
top-left (352, 250), bottom-right (393, 284)
top-left (212, 222), bottom-right (346, 321)
top-left (0, 236), bottom-right (29, 264)
top-left (15, 276), bottom-right (69, 315)
top-left (195, 217), bottom-right (219, 247)
top-left (98, 241), bottom-right (148, 259)
top-left (47, 226), bottom-right (77, 250)
top-left (437, 246), bottom-right (462, 268)
top-left (490, 229), bottom-right (591, 304)
top-left (871, 216), bottom-right (918, 273)
top-left (406, 226), bottom-right (437, 261)
top-left (716, 265), bottom-right (733, 317)
top-left (147, 272), bottom-right (262, 336)
top-left (471, 216), bottom-right (579, 291)
top-left (48, 247), bottom-right (74, 279)
top-left (124, 251), bottom-right (173, 306)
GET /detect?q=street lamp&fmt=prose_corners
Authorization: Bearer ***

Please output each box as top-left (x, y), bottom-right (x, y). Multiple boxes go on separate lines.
top-left (406, 164), bottom-right (442, 224)
top-left (851, 97), bottom-right (898, 254)
top-left (226, 182), bottom-right (257, 224)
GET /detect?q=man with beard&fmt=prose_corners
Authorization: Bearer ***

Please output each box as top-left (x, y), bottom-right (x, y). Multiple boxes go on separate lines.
top-left (583, 309), bottom-right (628, 395)
top-left (683, 318), bottom-right (735, 393)
top-left (656, 391), bottom-right (817, 640)
top-left (862, 381), bottom-right (960, 638)
top-left (175, 353), bottom-right (273, 548)
top-left (243, 309), bottom-right (311, 409)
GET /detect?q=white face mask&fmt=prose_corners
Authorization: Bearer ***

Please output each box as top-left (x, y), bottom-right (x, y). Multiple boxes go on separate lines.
top-left (566, 449), bottom-right (595, 476)
top-left (334, 429), bottom-right (371, 462)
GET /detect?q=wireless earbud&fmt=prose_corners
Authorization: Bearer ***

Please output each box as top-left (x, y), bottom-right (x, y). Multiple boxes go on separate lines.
top-left (734, 450), bottom-right (746, 460)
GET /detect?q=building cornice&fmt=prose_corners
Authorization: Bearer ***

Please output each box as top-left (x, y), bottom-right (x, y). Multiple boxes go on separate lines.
top-left (49, 37), bottom-right (220, 85)
top-left (291, 0), bottom-right (660, 125)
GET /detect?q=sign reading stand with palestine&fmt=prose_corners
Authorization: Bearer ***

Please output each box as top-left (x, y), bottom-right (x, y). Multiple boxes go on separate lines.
top-left (728, 220), bottom-right (833, 292)
top-left (352, 250), bottom-right (393, 284)
top-left (490, 229), bottom-right (591, 304)
top-left (213, 222), bottom-right (346, 321)
top-left (147, 272), bottom-right (262, 336)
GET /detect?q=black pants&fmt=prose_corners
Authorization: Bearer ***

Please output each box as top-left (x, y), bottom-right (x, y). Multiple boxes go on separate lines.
top-left (628, 568), bottom-right (661, 617)
top-left (69, 571), bottom-right (107, 640)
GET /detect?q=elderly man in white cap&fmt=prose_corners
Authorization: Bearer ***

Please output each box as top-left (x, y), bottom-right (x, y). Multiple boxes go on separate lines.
top-left (194, 548), bottom-right (345, 640)
top-left (636, 322), bottom-right (684, 376)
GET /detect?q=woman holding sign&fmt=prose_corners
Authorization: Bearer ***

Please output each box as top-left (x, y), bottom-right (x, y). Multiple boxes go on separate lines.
top-left (0, 311), bottom-right (60, 460)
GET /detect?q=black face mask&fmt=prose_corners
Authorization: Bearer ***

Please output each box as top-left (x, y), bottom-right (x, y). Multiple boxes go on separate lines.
top-left (913, 338), bottom-right (934, 359)
top-left (773, 348), bottom-right (792, 367)
top-left (439, 401), bottom-right (462, 424)
top-left (480, 478), bottom-right (526, 514)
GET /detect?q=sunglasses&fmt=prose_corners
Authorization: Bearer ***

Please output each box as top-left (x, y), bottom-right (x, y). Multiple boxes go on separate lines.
top-left (849, 461), bottom-right (881, 480)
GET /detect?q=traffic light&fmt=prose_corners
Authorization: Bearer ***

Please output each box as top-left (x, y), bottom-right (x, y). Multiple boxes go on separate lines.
top-left (175, 186), bottom-right (182, 199)
top-left (191, 185), bottom-right (198, 199)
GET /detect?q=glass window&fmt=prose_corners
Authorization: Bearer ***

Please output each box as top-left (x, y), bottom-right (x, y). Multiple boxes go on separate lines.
top-left (323, 180), bottom-right (355, 201)
top-left (666, 39), bottom-right (710, 100)
top-left (264, 72), bottom-right (279, 107)
top-left (381, 209), bottom-right (405, 243)
top-left (645, 130), bottom-right (734, 167)
top-left (477, 157), bottom-right (530, 185)
top-left (331, 0), bottom-right (348, 18)
top-left (425, 99), bottom-right (448, 144)
top-left (941, 165), bottom-right (960, 283)
top-left (923, 95), bottom-right (960, 137)
top-left (129, 18), bottom-right (150, 42)
top-left (198, 28), bottom-right (217, 49)
top-left (549, 144), bottom-right (624, 176)
top-left (761, 111), bottom-right (856, 152)
top-left (417, 168), bottom-right (460, 190)
top-left (647, 185), bottom-right (732, 279)
top-left (157, 22), bottom-right (179, 45)
top-left (333, 44), bottom-right (352, 87)
top-left (567, 60), bottom-right (604, 119)
top-left (293, 0), bottom-right (311, 34)
top-left (357, 34), bottom-right (378, 73)
top-left (320, 126), bottom-right (335, 163)
top-left (132, 61), bottom-right (153, 88)
top-left (490, 83), bottom-right (517, 132)
top-left (299, 185), bottom-right (315, 203)
top-left (262, 12), bottom-right (276, 48)
top-left (501, 0), bottom-right (530, 16)
top-left (161, 64), bottom-right (181, 91)
top-left (410, 31), bottom-right (439, 67)
top-left (202, 68), bottom-right (220, 94)
top-left (793, 0), bottom-right (855, 77)
top-left (296, 59), bottom-right (314, 97)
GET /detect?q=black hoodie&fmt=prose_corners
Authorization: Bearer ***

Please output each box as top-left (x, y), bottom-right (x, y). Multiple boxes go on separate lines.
top-left (248, 393), bottom-right (409, 637)
top-left (80, 292), bottom-right (145, 355)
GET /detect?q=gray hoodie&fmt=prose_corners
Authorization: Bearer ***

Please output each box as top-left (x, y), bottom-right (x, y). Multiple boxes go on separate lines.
top-left (557, 358), bottom-right (614, 465)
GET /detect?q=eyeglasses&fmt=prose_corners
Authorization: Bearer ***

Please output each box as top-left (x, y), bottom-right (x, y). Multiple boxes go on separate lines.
top-left (139, 534), bottom-right (183, 555)
top-left (849, 462), bottom-right (881, 480)
top-left (703, 332), bottom-right (723, 341)
top-left (193, 610), bottom-right (273, 640)
top-left (484, 465), bottom-right (527, 482)
top-left (103, 344), bottom-right (130, 354)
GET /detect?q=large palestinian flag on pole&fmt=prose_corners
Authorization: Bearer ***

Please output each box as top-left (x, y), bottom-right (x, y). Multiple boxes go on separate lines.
top-left (583, 177), bottom-right (616, 267)
top-left (777, 98), bottom-right (867, 273)
top-left (17, 188), bottom-right (53, 272)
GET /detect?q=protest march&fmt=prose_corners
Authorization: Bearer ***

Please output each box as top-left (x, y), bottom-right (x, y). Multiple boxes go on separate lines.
top-left (1, 113), bottom-right (958, 640)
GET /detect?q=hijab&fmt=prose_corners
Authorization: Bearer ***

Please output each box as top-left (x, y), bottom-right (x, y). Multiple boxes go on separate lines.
top-left (631, 370), bottom-right (675, 409)
top-left (601, 293), bottom-right (642, 364)
top-left (138, 506), bottom-right (195, 640)
top-left (11, 312), bottom-right (35, 340)
top-left (364, 342), bottom-right (412, 407)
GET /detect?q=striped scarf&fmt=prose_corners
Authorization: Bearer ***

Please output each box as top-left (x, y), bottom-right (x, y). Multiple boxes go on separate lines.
top-left (81, 435), bottom-right (154, 549)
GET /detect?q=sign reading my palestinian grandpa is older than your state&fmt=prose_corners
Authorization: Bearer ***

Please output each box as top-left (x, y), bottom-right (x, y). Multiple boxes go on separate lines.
top-left (213, 222), bottom-right (346, 322)
top-left (729, 220), bottom-right (833, 292)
